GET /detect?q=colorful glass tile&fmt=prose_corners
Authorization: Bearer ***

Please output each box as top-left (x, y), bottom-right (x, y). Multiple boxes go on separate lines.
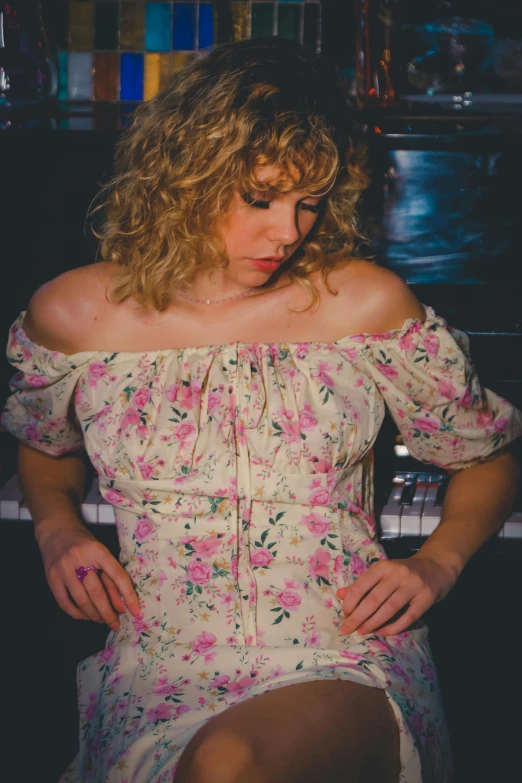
top-left (94, 52), bottom-right (120, 100)
top-left (198, 3), bottom-right (214, 50)
top-left (68, 52), bottom-right (93, 99)
top-left (94, 2), bottom-right (119, 51)
top-left (146, 3), bottom-right (172, 52)
top-left (172, 51), bottom-right (195, 73)
top-left (120, 1), bottom-right (146, 51)
top-left (58, 51), bottom-right (68, 100)
top-left (173, 3), bottom-right (196, 51)
top-left (231, 2), bottom-right (250, 41)
top-left (252, 3), bottom-right (274, 38)
top-left (278, 4), bottom-right (301, 41)
top-left (144, 53), bottom-right (171, 100)
top-left (70, 2), bottom-right (93, 51)
top-left (120, 53), bottom-right (144, 100)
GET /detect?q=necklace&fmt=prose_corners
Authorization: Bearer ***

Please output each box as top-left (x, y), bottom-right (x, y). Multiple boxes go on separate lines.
top-left (177, 287), bottom-right (258, 305)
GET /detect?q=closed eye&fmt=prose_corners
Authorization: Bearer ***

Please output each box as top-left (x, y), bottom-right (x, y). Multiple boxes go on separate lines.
top-left (241, 193), bottom-right (324, 213)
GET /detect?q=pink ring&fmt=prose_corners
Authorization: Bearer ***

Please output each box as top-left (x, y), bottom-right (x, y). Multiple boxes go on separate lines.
top-left (75, 565), bottom-right (101, 582)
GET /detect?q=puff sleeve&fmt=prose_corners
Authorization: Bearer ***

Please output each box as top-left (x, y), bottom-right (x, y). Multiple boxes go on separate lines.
top-left (0, 312), bottom-right (92, 456)
top-left (362, 305), bottom-right (522, 471)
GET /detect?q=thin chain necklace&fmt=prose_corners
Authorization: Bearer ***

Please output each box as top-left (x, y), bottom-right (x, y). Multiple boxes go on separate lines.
top-left (177, 287), bottom-right (258, 305)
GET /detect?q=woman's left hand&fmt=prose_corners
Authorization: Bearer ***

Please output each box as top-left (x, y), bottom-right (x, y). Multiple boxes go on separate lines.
top-left (336, 554), bottom-right (458, 636)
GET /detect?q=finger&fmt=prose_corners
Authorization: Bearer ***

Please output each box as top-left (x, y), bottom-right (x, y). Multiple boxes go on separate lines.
top-left (52, 579), bottom-right (92, 622)
top-left (340, 583), bottom-right (400, 635)
top-left (373, 601), bottom-right (426, 636)
top-left (355, 589), bottom-right (412, 635)
top-left (66, 576), bottom-right (105, 624)
top-left (82, 572), bottom-right (121, 630)
top-left (100, 572), bottom-right (126, 614)
top-left (99, 558), bottom-right (141, 616)
top-left (337, 565), bottom-right (387, 615)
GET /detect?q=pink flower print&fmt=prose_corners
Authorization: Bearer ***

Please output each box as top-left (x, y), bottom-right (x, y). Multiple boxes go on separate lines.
top-left (121, 407), bottom-right (141, 432)
top-left (208, 391), bottom-right (221, 412)
top-left (105, 488), bottom-right (124, 504)
top-left (137, 457), bottom-right (155, 480)
top-left (378, 364), bottom-right (399, 379)
top-left (477, 409), bottom-right (494, 427)
top-left (299, 405), bottom-right (318, 430)
top-left (102, 465), bottom-right (117, 479)
top-left (334, 555), bottom-right (344, 574)
top-left (88, 361), bottom-right (107, 385)
top-left (309, 548), bottom-right (331, 579)
top-left (308, 486), bottom-right (331, 506)
top-left (460, 386), bottom-right (474, 407)
top-left (100, 646), bottom-right (115, 662)
top-left (135, 516), bottom-right (155, 543)
top-left (193, 631), bottom-right (217, 655)
top-left (494, 416), bottom-right (509, 434)
top-left (278, 406), bottom-right (294, 420)
top-left (250, 547), bottom-right (274, 568)
top-left (187, 559), bottom-right (212, 584)
top-left (26, 374), bottom-right (49, 387)
top-left (211, 674), bottom-right (231, 688)
top-left (279, 417), bottom-right (301, 443)
top-left (133, 388), bottom-right (150, 409)
top-left (438, 378), bottom-right (457, 400)
top-left (421, 661), bottom-right (436, 683)
top-left (136, 425), bottom-right (151, 441)
top-left (179, 380), bottom-right (202, 410)
top-left (173, 421), bottom-right (196, 447)
top-left (226, 674), bottom-right (257, 696)
top-left (416, 417), bottom-right (440, 434)
top-left (179, 536), bottom-right (198, 545)
top-left (304, 632), bottom-right (322, 647)
top-left (350, 553), bottom-right (366, 578)
top-left (131, 613), bottom-right (149, 634)
top-left (231, 554), bottom-right (238, 580)
top-left (397, 332), bottom-right (416, 352)
top-left (296, 342), bottom-right (310, 359)
top-left (166, 384), bottom-right (179, 403)
top-left (192, 536), bottom-right (222, 558)
top-left (277, 587), bottom-right (302, 610)
top-left (313, 459), bottom-right (332, 473)
top-left (423, 334), bottom-right (439, 358)
top-left (369, 638), bottom-right (392, 655)
top-left (24, 423), bottom-right (39, 441)
top-left (410, 711), bottom-right (425, 736)
top-left (317, 361), bottom-right (334, 388)
top-left (146, 703), bottom-right (174, 723)
top-left (153, 677), bottom-right (180, 695)
top-left (302, 512), bottom-right (331, 538)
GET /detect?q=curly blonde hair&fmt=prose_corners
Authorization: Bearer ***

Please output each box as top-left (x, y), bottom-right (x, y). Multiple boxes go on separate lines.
top-left (90, 37), bottom-right (369, 313)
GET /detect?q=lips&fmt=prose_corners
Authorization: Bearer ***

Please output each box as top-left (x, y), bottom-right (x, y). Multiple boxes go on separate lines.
top-left (249, 258), bottom-right (283, 273)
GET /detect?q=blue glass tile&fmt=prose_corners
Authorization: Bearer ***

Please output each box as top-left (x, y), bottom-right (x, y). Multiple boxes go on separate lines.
top-left (198, 3), bottom-right (214, 50)
top-left (173, 3), bottom-right (196, 51)
top-left (58, 52), bottom-right (68, 101)
top-left (120, 53), bottom-right (144, 101)
top-left (146, 3), bottom-right (172, 52)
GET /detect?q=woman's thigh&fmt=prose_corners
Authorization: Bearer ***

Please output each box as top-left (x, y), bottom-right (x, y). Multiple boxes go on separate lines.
top-left (173, 678), bottom-right (400, 783)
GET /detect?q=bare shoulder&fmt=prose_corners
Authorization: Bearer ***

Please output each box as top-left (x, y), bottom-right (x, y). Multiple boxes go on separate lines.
top-left (22, 262), bottom-right (115, 352)
top-left (323, 259), bottom-right (426, 334)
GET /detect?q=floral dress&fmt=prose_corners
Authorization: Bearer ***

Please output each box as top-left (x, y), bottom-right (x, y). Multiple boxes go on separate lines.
top-left (2, 305), bottom-right (521, 783)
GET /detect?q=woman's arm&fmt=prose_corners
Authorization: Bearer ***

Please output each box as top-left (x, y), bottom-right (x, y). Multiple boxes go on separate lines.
top-left (337, 448), bottom-right (520, 636)
top-left (414, 448), bottom-right (520, 580)
top-left (19, 443), bottom-right (141, 629)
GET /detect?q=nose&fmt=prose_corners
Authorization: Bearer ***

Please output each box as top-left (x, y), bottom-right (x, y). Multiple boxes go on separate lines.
top-left (266, 203), bottom-right (301, 247)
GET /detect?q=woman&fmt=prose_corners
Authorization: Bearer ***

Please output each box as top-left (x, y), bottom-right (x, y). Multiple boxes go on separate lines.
top-left (2, 38), bottom-right (520, 783)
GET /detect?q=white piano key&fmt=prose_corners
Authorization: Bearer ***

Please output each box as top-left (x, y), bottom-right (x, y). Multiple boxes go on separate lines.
top-left (502, 510), bottom-right (522, 539)
top-left (0, 475), bottom-right (22, 519)
top-left (420, 484), bottom-right (442, 535)
top-left (81, 485), bottom-right (101, 523)
top-left (400, 482), bottom-right (427, 536)
top-left (19, 501), bottom-right (33, 521)
top-left (379, 483), bottom-right (403, 538)
top-left (98, 496), bottom-right (116, 525)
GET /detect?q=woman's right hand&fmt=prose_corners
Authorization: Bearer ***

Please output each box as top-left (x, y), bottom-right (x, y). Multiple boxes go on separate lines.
top-left (36, 520), bottom-right (141, 631)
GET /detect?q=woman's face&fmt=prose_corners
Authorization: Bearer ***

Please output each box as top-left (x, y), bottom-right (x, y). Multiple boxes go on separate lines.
top-left (216, 165), bottom-right (325, 286)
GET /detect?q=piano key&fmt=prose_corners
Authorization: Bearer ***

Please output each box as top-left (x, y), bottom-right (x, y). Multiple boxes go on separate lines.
top-left (420, 484), bottom-right (441, 535)
top-left (82, 481), bottom-right (102, 524)
top-left (379, 483), bottom-right (403, 538)
top-left (503, 510), bottom-right (522, 539)
top-left (400, 479), bottom-right (428, 536)
top-left (19, 500), bottom-right (32, 521)
top-left (0, 474), bottom-right (22, 519)
top-left (98, 492), bottom-right (116, 525)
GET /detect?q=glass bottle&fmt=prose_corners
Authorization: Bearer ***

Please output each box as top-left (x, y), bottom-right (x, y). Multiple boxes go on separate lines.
top-left (0, 0), bottom-right (57, 108)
